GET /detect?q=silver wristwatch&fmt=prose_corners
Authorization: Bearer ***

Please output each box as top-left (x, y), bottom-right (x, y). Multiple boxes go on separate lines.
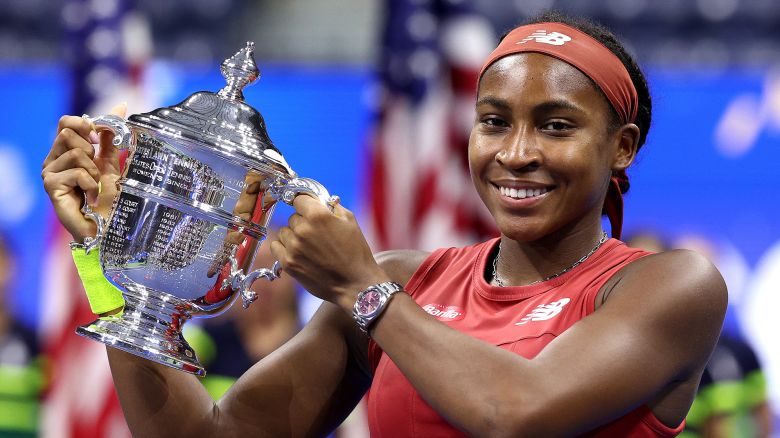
top-left (352, 281), bottom-right (404, 333)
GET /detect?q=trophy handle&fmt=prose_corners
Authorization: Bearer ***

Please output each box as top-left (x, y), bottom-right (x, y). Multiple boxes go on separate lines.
top-left (222, 253), bottom-right (282, 309)
top-left (70, 115), bottom-right (133, 254)
top-left (225, 177), bottom-right (340, 308)
top-left (269, 176), bottom-right (340, 213)
top-left (84, 114), bottom-right (132, 149)
top-left (70, 203), bottom-right (106, 255)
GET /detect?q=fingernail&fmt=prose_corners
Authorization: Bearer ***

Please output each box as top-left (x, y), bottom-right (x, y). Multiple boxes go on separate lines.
top-left (88, 130), bottom-right (100, 144)
top-left (112, 101), bottom-right (128, 117)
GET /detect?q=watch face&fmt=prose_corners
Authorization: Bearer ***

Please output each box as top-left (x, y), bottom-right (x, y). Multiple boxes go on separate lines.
top-left (358, 290), bottom-right (382, 315)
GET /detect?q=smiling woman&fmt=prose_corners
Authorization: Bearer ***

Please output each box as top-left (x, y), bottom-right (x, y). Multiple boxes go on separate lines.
top-left (41, 10), bottom-right (726, 438)
top-left (472, 52), bottom-right (624, 246)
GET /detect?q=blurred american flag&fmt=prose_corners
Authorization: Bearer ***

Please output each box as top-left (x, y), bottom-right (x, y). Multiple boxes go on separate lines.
top-left (364, 0), bottom-right (498, 252)
top-left (40, 1), bottom-right (151, 436)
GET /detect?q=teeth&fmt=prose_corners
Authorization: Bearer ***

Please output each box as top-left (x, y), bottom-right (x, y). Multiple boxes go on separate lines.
top-left (498, 185), bottom-right (549, 200)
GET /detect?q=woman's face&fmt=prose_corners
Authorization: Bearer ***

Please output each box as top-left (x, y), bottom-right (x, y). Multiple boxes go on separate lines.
top-left (469, 52), bottom-right (629, 241)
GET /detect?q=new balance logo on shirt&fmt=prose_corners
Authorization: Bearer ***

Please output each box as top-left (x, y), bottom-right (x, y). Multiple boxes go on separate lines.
top-left (516, 298), bottom-right (571, 325)
top-left (518, 30), bottom-right (572, 46)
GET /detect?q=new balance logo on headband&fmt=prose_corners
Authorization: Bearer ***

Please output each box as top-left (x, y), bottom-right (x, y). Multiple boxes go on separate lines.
top-left (518, 30), bottom-right (572, 46)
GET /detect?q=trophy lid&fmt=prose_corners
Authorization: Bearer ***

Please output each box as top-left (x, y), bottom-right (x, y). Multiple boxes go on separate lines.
top-left (129, 42), bottom-right (294, 176)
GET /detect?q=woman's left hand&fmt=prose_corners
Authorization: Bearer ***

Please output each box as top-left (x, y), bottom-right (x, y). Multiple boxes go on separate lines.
top-left (269, 195), bottom-right (391, 311)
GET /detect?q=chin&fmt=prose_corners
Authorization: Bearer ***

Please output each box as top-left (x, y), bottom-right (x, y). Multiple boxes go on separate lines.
top-left (494, 216), bottom-right (552, 242)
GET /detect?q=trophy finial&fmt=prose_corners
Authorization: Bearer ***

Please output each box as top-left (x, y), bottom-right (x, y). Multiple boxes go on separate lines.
top-left (218, 42), bottom-right (260, 100)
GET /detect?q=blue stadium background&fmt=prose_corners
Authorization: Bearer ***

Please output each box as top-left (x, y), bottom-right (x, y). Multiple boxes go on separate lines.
top-left (2, 64), bottom-right (778, 327)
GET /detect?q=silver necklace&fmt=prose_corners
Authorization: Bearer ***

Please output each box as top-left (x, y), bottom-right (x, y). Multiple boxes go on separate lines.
top-left (491, 231), bottom-right (608, 287)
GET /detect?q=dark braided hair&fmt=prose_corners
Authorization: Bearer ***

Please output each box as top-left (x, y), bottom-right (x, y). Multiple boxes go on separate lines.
top-left (496, 11), bottom-right (652, 194)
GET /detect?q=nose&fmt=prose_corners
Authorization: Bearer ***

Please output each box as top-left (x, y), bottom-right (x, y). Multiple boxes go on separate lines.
top-left (495, 125), bottom-right (542, 171)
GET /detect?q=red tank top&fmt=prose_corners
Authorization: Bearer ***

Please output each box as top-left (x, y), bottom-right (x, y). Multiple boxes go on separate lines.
top-left (366, 238), bottom-right (685, 437)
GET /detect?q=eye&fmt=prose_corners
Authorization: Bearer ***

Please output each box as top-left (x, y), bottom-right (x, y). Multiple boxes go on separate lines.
top-left (480, 116), bottom-right (509, 128)
top-left (540, 120), bottom-right (574, 133)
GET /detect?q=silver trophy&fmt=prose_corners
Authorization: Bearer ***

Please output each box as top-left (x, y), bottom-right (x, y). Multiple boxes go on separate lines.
top-left (73, 42), bottom-right (337, 375)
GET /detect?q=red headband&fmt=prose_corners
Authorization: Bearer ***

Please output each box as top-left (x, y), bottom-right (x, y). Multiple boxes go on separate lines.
top-left (479, 22), bottom-right (638, 125)
top-left (480, 22), bottom-right (637, 238)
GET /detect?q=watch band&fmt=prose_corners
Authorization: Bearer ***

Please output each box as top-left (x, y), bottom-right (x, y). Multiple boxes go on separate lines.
top-left (352, 281), bottom-right (404, 334)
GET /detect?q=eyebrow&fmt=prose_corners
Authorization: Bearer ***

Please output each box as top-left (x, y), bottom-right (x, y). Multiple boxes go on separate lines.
top-left (476, 96), bottom-right (586, 115)
top-left (534, 99), bottom-right (586, 114)
top-left (475, 96), bottom-right (511, 110)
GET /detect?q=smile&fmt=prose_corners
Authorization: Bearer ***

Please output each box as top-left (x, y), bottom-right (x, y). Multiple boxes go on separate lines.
top-left (498, 185), bottom-right (550, 200)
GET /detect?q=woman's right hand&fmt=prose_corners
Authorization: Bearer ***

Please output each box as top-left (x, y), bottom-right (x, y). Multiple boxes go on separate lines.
top-left (41, 103), bottom-right (127, 243)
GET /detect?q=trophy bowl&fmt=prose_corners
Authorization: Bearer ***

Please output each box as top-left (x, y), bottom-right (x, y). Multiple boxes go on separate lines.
top-left (73, 42), bottom-right (336, 375)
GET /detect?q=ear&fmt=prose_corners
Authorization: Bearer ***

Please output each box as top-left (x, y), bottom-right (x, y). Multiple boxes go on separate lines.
top-left (611, 123), bottom-right (640, 171)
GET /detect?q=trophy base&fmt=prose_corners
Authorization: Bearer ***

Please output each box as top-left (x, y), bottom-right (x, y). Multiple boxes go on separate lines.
top-left (75, 284), bottom-right (206, 376)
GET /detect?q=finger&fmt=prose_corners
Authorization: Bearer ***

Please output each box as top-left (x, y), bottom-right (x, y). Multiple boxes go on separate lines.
top-left (329, 201), bottom-right (352, 220)
top-left (56, 115), bottom-right (94, 139)
top-left (95, 102), bottom-right (127, 164)
top-left (234, 190), bottom-right (259, 220)
top-left (42, 148), bottom-right (101, 183)
top-left (287, 213), bottom-right (304, 230)
top-left (269, 240), bottom-right (287, 268)
top-left (277, 226), bottom-right (294, 246)
top-left (292, 194), bottom-right (330, 217)
top-left (235, 211), bottom-right (252, 223)
top-left (44, 126), bottom-right (96, 169)
top-left (43, 167), bottom-right (101, 207)
top-left (43, 170), bottom-right (98, 242)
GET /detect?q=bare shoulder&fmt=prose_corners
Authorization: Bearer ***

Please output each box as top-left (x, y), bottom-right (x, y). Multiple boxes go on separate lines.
top-left (374, 249), bottom-right (431, 286)
top-left (617, 249), bottom-right (727, 304)
top-left (603, 249), bottom-right (728, 367)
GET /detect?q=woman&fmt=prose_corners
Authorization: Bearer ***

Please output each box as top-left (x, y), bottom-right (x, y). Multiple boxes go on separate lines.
top-left (42, 12), bottom-right (726, 437)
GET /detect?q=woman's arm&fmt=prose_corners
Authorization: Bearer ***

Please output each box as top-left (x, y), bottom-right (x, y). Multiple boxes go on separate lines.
top-left (108, 302), bottom-right (371, 438)
top-left (272, 196), bottom-right (728, 438)
top-left (369, 249), bottom-right (726, 437)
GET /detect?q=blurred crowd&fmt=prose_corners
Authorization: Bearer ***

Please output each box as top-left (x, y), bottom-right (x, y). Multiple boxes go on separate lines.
top-left (0, 235), bottom-right (46, 437)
